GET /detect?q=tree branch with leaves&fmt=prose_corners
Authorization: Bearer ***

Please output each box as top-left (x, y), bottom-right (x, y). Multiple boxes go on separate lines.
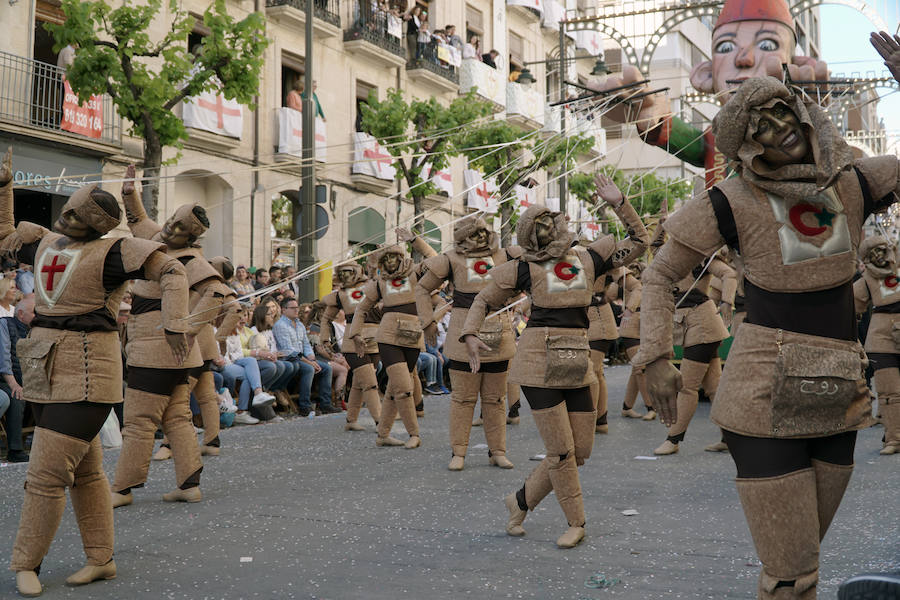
top-left (47, 0), bottom-right (268, 218)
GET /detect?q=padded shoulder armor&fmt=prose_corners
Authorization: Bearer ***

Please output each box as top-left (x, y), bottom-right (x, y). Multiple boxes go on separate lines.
top-left (423, 253), bottom-right (451, 280)
top-left (853, 156), bottom-right (900, 204)
top-left (587, 234), bottom-right (616, 261)
top-left (119, 237), bottom-right (167, 273)
top-left (663, 192), bottom-right (726, 257)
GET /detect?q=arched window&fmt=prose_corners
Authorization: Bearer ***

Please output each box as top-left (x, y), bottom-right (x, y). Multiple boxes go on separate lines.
top-left (423, 219), bottom-right (441, 253)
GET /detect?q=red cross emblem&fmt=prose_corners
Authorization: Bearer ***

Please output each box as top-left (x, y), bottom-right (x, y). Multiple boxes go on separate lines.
top-left (554, 261), bottom-right (578, 281)
top-left (788, 203), bottom-right (833, 237)
top-left (886, 275), bottom-right (898, 289)
top-left (475, 183), bottom-right (494, 204)
top-left (197, 95), bottom-right (242, 129)
top-left (363, 145), bottom-right (393, 175)
top-left (351, 289), bottom-right (364, 299)
top-left (36, 247), bottom-right (81, 308)
top-left (291, 128), bottom-right (327, 144)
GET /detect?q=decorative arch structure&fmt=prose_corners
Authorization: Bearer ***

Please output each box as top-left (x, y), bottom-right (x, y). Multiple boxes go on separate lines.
top-left (563, 20), bottom-right (640, 73)
top-left (790, 0), bottom-right (889, 32)
top-left (348, 207), bottom-right (386, 247)
top-left (637, 4), bottom-right (722, 75)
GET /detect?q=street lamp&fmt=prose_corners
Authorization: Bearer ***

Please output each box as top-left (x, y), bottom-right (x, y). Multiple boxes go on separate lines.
top-left (517, 67), bottom-right (536, 85)
top-left (591, 55), bottom-right (610, 76)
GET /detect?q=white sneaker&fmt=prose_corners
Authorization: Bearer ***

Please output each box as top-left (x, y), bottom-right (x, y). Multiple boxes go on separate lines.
top-left (234, 412), bottom-right (260, 425)
top-left (252, 391), bottom-right (276, 408)
top-left (218, 389), bottom-right (238, 413)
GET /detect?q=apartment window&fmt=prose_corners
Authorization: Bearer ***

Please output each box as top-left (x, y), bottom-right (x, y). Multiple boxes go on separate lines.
top-left (466, 4), bottom-right (484, 47)
top-left (188, 15), bottom-right (211, 55)
top-left (281, 52), bottom-right (306, 110)
top-left (356, 80), bottom-right (376, 132)
top-left (509, 32), bottom-right (525, 72)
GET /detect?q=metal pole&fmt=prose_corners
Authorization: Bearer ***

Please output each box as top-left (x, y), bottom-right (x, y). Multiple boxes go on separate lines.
top-left (558, 23), bottom-right (567, 211)
top-left (299, 0), bottom-right (317, 302)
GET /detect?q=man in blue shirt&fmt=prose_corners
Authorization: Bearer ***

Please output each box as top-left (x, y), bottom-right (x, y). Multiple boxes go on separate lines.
top-left (272, 297), bottom-right (338, 415)
top-left (0, 296), bottom-right (34, 462)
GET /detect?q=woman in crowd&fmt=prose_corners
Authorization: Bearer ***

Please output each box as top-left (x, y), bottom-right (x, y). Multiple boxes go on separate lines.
top-left (231, 265), bottom-right (255, 296)
top-left (0, 276), bottom-right (17, 318)
top-left (250, 301), bottom-right (296, 418)
top-left (221, 307), bottom-right (277, 424)
top-left (304, 301), bottom-right (350, 410)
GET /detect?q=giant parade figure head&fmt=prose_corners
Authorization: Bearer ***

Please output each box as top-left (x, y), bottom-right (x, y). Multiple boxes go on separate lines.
top-left (591, 0), bottom-right (828, 188)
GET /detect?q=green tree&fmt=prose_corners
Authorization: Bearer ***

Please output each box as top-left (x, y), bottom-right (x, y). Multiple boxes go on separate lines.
top-left (570, 167), bottom-right (690, 236)
top-left (359, 88), bottom-right (494, 233)
top-left (457, 122), bottom-right (593, 244)
top-left (47, 0), bottom-right (268, 218)
top-left (271, 193), bottom-right (292, 239)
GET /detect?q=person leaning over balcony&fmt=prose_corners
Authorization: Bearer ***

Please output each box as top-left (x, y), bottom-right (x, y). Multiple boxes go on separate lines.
top-left (404, 5), bottom-right (422, 60)
top-left (445, 25), bottom-right (462, 51)
top-left (482, 49), bottom-right (499, 69)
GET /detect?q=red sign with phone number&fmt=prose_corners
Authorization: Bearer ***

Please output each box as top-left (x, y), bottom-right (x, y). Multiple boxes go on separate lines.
top-left (60, 78), bottom-right (103, 139)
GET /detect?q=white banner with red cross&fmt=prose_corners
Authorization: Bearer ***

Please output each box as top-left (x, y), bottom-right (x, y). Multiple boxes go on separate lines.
top-left (575, 29), bottom-right (602, 55)
top-left (514, 185), bottom-right (536, 213)
top-left (351, 132), bottom-right (396, 181)
top-left (464, 169), bottom-right (498, 214)
top-left (425, 163), bottom-right (453, 196)
top-left (60, 78), bottom-right (103, 139)
top-left (580, 203), bottom-right (601, 240)
top-left (276, 107), bottom-right (327, 162)
top-left (182, 90), bottom-right (243, 139)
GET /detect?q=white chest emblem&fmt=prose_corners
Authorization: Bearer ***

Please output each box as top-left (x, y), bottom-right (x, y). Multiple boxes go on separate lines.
top-left (767, 189), bottom-right (851, 266)
top-left (36, 247), bottom-right (82, 308)
top-left (465, 256), bottom-right (494, 284)
top-left (879, 274), bottom-right (900, 301)
top-left (344, 285), bottom-right (365, 308)
top-left (542, 253), bottom-right (588, 293)
top-left (384, 277), bottom-right (412, 296)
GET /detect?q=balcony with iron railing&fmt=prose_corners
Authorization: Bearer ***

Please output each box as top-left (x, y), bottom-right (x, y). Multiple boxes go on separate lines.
top-left (406, 44), bottom-right (459, 93)
top-left (265, 0), bottom-right (341, 38)
top-left (0, 51), bottom-right (121, 149)
top-left (343, 1), bottom-right (407, 68)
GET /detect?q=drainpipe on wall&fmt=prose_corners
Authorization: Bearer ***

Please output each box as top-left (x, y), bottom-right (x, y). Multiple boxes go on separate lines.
top-left (250, 0), bottom-right (262, 267)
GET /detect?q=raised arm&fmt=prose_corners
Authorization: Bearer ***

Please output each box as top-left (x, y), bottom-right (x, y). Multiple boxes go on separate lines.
top-left (121, 165), bottom-right (163, 240)
top-left (415, 254), bottom-right (450, 345)
top-left (397, 226), bottom-right (439, 259)
top-left (593, 173), bottom-right (648, 268)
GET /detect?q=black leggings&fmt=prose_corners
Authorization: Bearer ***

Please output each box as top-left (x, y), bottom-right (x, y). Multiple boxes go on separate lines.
top-left (521, 386), bottom-right (594, 412)
top-left (683, 341), bottom-right (720, 363)
top-left (346, 352), bottom-right (379, 370)
top-left (447, 359), bottom-right (509, 373)
top-left (127, 367), bottom-right (189, 395)
top-left (378, 343), bottom-right (419, 371)
top-left (589, 339), bottom-right (613, 353)
top-left (32, 402), bottom-right (111, 442)
top-left (723, 430), bottom-right (857, 478)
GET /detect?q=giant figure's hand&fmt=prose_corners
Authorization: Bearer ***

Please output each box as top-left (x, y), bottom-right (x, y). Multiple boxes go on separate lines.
top-left (586, 65), bottom-right (671, 133)
top-left (644, 358), bottom-right (682, 427)
top-left (871, 31), bottom-right (900, 84)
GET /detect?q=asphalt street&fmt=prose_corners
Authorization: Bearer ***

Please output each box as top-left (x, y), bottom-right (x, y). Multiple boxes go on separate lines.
top-left (0, 365), bottom-right (897, 599)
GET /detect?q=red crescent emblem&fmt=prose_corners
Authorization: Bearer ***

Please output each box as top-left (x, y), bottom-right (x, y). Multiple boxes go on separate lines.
top-left (473, 260), bottom-right (489, 275)
top-left (391, 278), bottom-right (405, 288)
top-left (351, 290), bottom-right (364, 299)
top-left (886, 275), bottom-right (899, 289)
top-left (554, 262), bottom-right (575, 281)
top-left (788, 203), bottom-right (827, 237)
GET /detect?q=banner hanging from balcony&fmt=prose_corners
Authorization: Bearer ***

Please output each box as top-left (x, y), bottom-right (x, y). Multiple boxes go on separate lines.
top-left (387, 14), bottom-right (403, 39)
top-left (507, 0), bottom-right (542, 14)
top-left (514, 185), bottom-right (537, 213)
top-left (545, 197), bottom-right (560, 212)
top-left (351, 132), bottom-right (396, 181)
top-left (60, 79), bottom-right (103, 139)
top-left (464, 169), bottom-right (498, 214)
top-left (426, 164), bottom-right (453, 196)
top-left (276, 108), bottom-right (327, 162)
top-left (541, 1), bottom-right (563, 30)
top-left (575, 29), bottom-right (602, 55)
top-left (182, 91), bottom-right (243, 139)
top-left (460, 59), bottom-right (505, 107)
top-left (580, 204), bottom-right (601, 240)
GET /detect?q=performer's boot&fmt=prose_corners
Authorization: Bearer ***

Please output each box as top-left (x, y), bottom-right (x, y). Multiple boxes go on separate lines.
top-left (413, 372), bottom-right (424, 417)
top-left (506, 460), bottom-right (554, 537)
top-left (66, 436), bottom-right (116, 586)
top-left (11, 428), bottom-right (92, 596)
top-left (654, 358), bottom-right (705, 455)
top-left (810, 459), bottom-right (853, 541)
top-left (507, 383), bottom-right (521, 425)
top-left (590, 350), bottom-right (609, 433)
top-left (448, 370), bottom-right (479, 470)
top-left (880, 398), bottom-right (900, 455)
top-left (192, 371), bottom-right (221, 454)
top-left (113, 388), bottom-right (169, 499)
top-left (700, 359), bottom-right (728, 452)
top-left (390, 364), bottom-right (420, 448)
top-left (736, 469), bottom-right (820, 600)
top-left (152, 441), bottom-right (172, 461)
top-left (162, 384), bottom-right (204, 501)
top-left (375, 392), bottom-right (403, 447)
top-left (482, 371), bottom-right (513, 469)
top-left (531, 403), bottom-right (586, 548)
top-left (346, 364), bottom-right (378, 431)
top-left (621, 370), bottom-right (643, 418)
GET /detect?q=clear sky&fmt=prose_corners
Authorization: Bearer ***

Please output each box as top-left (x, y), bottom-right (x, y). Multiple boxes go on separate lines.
top-left (819, 4), bottom-right (899, 132)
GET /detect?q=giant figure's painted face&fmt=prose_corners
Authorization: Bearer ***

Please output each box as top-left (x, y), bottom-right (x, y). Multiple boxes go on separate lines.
top-left (711, 20), bottom-right (794, 95)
